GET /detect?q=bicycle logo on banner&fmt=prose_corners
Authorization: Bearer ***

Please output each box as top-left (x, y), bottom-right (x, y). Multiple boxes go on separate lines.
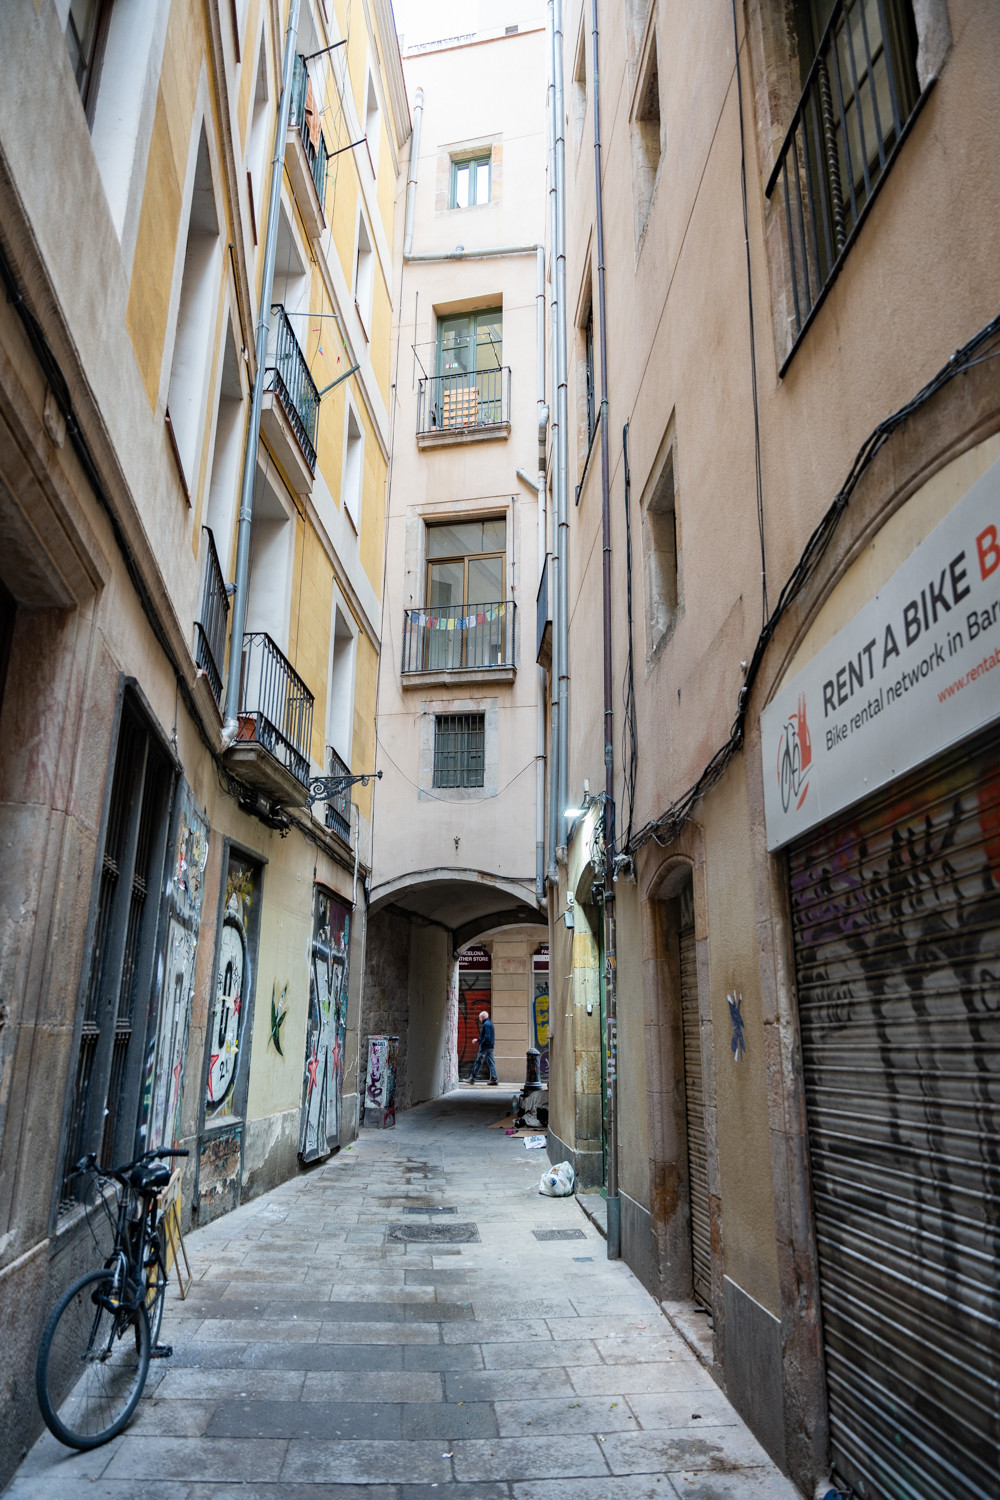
top-left (776, 692), bottom-right (813, 815)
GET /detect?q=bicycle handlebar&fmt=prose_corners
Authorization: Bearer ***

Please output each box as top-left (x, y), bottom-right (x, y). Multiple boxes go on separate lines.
top-left (74, 1147), bottom-right (190, 1180)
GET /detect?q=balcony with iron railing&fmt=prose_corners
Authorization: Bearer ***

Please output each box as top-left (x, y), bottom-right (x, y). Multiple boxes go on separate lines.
top-left (286, 53), bottom-right (328, 242)
top-left (765, 0), bottom-right (924, 371)
top-left (401, 600), bottom-right (516, 682)
top-left (416, 367), bottom-right (511, 445)
top-left (324, 747), bottom-right (352, 843)
top-left (194, 527), bottom-right (230, 709)
top-left (224, 632), bottom-right (315, 804)
top-left (262, 304), bottom-right (319, 492)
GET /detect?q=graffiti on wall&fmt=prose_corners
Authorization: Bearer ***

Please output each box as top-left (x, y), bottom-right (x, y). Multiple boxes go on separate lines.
top-left (364, 1034), bottom-right (399, 1128)
top-left (206, 855), bottom-right (258, 1116)
top-left (146, 787), bottom-right (209, 1149)
top-left (299, 889), bottom-right (351, 1162)
top-left (270, 981), bottom-right (288, 1055)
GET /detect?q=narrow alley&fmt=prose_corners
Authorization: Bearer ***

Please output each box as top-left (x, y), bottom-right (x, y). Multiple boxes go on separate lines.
top-left (6, 1094), bottom-right (796, 1500)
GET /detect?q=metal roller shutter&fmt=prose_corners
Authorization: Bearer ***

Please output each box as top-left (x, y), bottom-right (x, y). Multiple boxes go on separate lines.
top-left (680, 923), bottom-right (712, 1309)
top-left (788, 731), bottom-right (1000, 1499)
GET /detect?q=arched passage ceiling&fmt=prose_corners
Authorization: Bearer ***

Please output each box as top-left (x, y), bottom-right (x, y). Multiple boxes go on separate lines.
top-left (370, 871), bottom-right (546, 952)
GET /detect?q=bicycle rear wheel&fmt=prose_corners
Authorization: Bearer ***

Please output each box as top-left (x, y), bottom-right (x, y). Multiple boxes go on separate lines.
top-left (36, 1269), bottom-right (151, 1449)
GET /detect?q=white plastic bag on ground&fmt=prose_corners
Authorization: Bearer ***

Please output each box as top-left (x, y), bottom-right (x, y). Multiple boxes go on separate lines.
top-left (539, 1160), bottom-right (576, 1196)
top-left (523, 1134), bottom-right (547, 1149)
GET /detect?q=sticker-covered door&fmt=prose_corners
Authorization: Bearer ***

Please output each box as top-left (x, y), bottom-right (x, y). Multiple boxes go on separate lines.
top-left (300, 889), bottom-right (351, 1161)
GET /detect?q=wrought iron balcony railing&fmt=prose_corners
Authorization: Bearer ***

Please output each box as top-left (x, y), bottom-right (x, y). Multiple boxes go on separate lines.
top-left (417, 367), bottom-right (510, 436)
top-left (265, 304), bottom-right (319, 472)
top-left (765, 0), bottom-right (920, 365)
top-left (290, 53), bottom-right (329, 208)
top-left (194, 526), bottom-right (230, 708)
top-left (236, 633), bottom-right (315, 787)
top-left (402, 600), bottom-right (515, 674)
top-left (324, 747), bottom-right (352, 843)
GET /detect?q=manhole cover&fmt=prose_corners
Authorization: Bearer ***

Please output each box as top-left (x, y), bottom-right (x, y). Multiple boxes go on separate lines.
top-left (388, 1222), bottom-right (480, 1243)
top-left (403, 1205), bottom-right (458, 1215)
top-left (533, 1228), bottom-right (586, 1241)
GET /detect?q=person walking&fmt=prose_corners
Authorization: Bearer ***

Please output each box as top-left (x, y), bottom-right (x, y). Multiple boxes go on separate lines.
top-left (469, 1010), bottom-right (498, 1084)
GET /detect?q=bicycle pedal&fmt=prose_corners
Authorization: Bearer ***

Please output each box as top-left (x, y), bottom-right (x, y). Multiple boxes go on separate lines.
top-left (150, 1343), bottom-right (173, 1359)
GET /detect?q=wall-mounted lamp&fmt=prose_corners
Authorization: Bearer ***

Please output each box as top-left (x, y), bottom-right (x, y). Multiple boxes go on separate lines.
top-left (563, 893), bottom-right (575, 929)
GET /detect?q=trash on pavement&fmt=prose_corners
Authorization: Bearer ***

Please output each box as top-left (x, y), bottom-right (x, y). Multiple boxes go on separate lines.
top-left (524, 1134), bottom-right (547, 1149)
top-left (539, 1160), bottom-right (575, 1195)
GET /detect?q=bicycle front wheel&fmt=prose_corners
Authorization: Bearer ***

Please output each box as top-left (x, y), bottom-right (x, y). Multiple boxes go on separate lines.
top-left (145, 1224), bottom-right (168, 1349)
top-left (36, 1269), bottom-right (151, 1449)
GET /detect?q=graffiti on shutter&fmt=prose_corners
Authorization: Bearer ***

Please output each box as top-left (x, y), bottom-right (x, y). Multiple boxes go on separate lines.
top-left (789, 733), bottom-right (1000, 1499)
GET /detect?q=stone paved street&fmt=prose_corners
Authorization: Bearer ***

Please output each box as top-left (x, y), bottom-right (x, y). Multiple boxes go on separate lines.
top-left (6, 1094), bottom-right (801, 1499)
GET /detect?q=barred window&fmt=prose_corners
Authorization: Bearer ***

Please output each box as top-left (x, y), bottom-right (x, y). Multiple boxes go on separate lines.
top-left (433, 713), bottom-right (485, 788)
top-left (766, 0), bottom-right (921, 363)
top-left (61, 694), bottom-right (173, 1203)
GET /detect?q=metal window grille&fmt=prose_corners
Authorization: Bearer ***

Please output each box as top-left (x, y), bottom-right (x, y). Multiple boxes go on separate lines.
top-left (324, 746), bottom-right (352, 843)
top-left (433, 713), bottom-right (485, 788)
top-left (402, 600), bottom-right (515, 674)
top-left (194, 527), bottom-right (230, 707)
top-left (61, 697), bottom-right (173, 1204)
top-left (766, 0), bottom-right (920, 366)
top-left (584, 307), bottom-right (596, 445)
top-left (417, 367), bottom-right (510, 434)
top-left (236, 632), bottom-right (315, 788)
top-left (265, 304), bottom-right (320, 472)
top-left (290, 53), bottom-right (329, 205)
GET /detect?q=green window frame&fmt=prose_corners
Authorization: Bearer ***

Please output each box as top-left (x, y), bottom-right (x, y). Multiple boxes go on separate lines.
top-left (451, 154), bottom-right (491, 209)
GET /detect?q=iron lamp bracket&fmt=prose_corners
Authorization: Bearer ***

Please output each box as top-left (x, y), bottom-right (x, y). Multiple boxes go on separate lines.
top-left (306, 769), bottom-right (382, 806)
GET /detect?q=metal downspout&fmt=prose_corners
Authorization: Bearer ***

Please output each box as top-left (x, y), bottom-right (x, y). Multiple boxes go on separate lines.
top-left (402, 88), bottom-right (423, 259)
top-left (222, 0), bottom-right (302, 743)
top-left (552, 0), bottom-right (570, 859)
top-left (546, 1), bottom-right (561, 885)
top-left (535, 245), bottom-right (548, 905)
top-left (591, 0), bottom-right (619, 1259)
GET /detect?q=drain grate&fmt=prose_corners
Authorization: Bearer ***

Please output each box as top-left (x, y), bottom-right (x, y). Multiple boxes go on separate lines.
top-left (388, 1222), bottom-right (480, 1243)
top-left (533, 1228), bottom-right (587, 1241)
top-left (403, 1205), bottom-right (458, 1215)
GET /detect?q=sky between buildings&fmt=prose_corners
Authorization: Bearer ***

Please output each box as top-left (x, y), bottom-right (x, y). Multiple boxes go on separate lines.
top-left (392, 0), bottom-right (546, 49)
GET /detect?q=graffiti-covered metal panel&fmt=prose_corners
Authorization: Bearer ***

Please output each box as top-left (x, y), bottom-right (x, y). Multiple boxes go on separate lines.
top-left (788, 731), bottom-right (1000, 1499)
top-left (299, 889), bottom-right (351, 1162)
top-left (206, 854), bottom-right (259, 1117)
top-left (146, 784), bottom-right (209, 1149)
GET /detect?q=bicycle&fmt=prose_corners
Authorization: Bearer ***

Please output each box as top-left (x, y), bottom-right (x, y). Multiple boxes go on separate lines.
top-left (35, 1146), bottom-right (188, 1450)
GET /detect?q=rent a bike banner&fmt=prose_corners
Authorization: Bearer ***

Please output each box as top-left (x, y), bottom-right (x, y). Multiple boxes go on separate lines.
top-left (761, 453), bottom-right (1000, 851)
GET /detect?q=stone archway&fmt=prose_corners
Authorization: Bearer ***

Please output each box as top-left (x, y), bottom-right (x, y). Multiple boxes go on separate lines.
top-left (361, 874), bottom-right (545, 1113)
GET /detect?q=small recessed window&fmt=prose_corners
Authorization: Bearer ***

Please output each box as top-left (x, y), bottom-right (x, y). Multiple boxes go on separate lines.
top-left (433, 713), bottom-right (486, 788)
top-left (452, 154), bottom-right (491, 209)
top-left (641, 431), bottom-right (679, 655)
top-left (66, 0), bottom-right (111, 120)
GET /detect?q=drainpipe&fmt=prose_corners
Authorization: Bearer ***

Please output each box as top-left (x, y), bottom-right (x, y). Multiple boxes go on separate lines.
top-left (530, 246), bottom-right (549, 905)
top-left (546, 1), bottom-right (560, 886)
top-left (404, 245), bottom-right (541, 262)
top-left (551, 0), bottom-right (570, 862)
top-left (222, 0), bottom-right (302, 746)
top-left (402, 88), bottom-right (423, 259)
top-left (591, 0), bottom-right (620, 1260)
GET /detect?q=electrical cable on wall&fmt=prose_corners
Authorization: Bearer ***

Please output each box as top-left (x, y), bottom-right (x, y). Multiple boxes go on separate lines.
top-left (626, 311), bottom-right (1000, 858)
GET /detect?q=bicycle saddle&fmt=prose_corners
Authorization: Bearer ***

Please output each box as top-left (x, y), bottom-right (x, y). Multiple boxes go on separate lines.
top-left (130, 1161), bottom-right (171, 1192)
